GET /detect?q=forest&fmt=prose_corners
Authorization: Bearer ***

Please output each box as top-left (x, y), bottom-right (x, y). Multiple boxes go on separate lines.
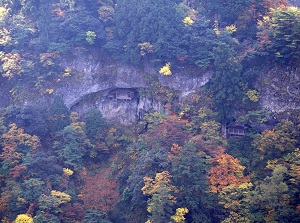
top-left (1, 0), bottom-right (300, 222)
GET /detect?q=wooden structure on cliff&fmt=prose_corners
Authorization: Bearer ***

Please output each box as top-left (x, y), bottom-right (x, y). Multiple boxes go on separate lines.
top-left (226, 123), bottom-right (247, 137)
top-left (108, 89), bottom-right (135, 101)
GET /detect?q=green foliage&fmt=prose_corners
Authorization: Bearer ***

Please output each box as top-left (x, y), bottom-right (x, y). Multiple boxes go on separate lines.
top-left (48, 95), bottom-right (70, 134)
top-left (238, 110), bottom-right (270, 124)
top-left (257, 6), bottom-right (300, 64)
top-left (205, 0), bottom-right (252, 25)
top-left (4, 106), bottom-right (48, 138)
top-left (171, 143), bottom-right (217, 223)
top-left (86, 31), bottom-right (97, 45)
top-left (54, 120), bottom-right (91, 166)
top-left (142, 171), bottom-right (178, 223)
top-left (83, 109), bottom-right (107, 143)
top-left (111, 0), bottom-right (184, 63)
top-left (83, 209), bottom-right (112, 223)
top-left (21, 178), bottom-right (45, 202)
top-left (1, 1), bottom-right (300, 223)
top-left (209, 32), bottom-right (243, 122)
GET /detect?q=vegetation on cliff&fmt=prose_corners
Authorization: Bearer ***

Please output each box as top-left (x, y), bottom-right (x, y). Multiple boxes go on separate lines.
top-left (1, 0), bottom-right (300, 222)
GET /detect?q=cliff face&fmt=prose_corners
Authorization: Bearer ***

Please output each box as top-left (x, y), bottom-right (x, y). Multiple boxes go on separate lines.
top-left (53, 51), bottom-right (211, 123)
top-left (257, 66), bottom-right (300, 113)
top-left (58, 50), bottom-right (212, 123)
top-left (1, 50), bottom-right (299, 123)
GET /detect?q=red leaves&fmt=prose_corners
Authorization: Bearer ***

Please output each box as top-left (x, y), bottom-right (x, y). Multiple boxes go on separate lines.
top-left (9, 165), bottom-right (27, 178)
top-left (80, 167), bottom-right (119, 213)
top-left (146, 115), bottom-right (191, 147)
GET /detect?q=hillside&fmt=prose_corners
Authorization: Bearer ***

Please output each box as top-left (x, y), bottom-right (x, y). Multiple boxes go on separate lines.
top-left (1, 1), bottom-right (300, 223)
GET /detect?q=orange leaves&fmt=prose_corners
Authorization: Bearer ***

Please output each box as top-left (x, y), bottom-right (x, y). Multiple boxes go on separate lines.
top-left (39, 52), bottom-right (60, 67)
top-left (208, 153), bottom-right (249, 193)
top-left (167, 144), bottom-right (182, 161)
top-left (0, 123), bottom-right (40, 165)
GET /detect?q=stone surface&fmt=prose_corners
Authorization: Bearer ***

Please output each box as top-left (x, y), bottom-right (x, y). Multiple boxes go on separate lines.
top-left (2, 49), bottom-right (299, 123)
top-left (257, 66), bottom-right (300, 113)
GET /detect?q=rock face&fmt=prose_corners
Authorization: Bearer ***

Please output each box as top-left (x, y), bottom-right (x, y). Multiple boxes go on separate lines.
top-left (2, 49), bottom-right (299, 124)
top-left (257, 66), bottom-right (300, 113)
top-left (53, 50), bottom-right (212, 123)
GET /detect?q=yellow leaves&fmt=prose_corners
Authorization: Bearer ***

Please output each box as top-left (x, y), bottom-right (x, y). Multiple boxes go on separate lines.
top-left (0, 28), bottom-right (11, 46)
top-left (147, 206), bottom-right (153, 213)
top-left (171, 207), bottom-right (189, 223)
top-left (1, 123), bottom-right (40, 163)
top-left (45, 88), bottom-right (54, 94)
top-left (15, 214), bottom-right (33, 223)
top-left (159, 62), bottom-right (172, 76)
top-left (51, 190), bottom-right (71, 204)
top-left (63, 168), bottom-right (74, 176)
top-left (225, 24), bottom-right (237, 34)
top-left (142, 171), bottom-right (178, 196)
top-left (182, 16), bottom-right (194, 25)
top-left (0, 7), bottom-right (7, 18)
top-left (1, 53), bottom-right (23, 79)
top-left (266, 159), bottom-right (279, 170)
top-left (246, 90), bottom-right (260, 102)
top-left (238, 182), bottom-right (253, 190)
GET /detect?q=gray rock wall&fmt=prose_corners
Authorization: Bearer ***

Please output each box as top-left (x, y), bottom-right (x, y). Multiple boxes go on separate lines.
top-left (257, 66), bottom-right (300, 113)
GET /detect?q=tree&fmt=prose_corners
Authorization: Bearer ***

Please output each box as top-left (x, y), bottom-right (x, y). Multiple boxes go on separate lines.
top-left (0, 123), bottom-right (40, 166)
top-left (80, 167), bottom-right (119, 213)
top-left (53, 113), bottom-right (92, 166)
top-left (48, 95), bottom-right (70, 134)
top-left (21, 178), bottom-right (45, 202)
top-left (204, 0), bottom-right (252, 25)
top-left (209, 32), bottom-right (243, 123)
top-left (254, 120), bottom-right (298, 159)
top-left (257, 6), bottom-right (300, 64)
top-left (1, 53), bottom-right (23, 79)
top-left (252, 165), bottom-right (296, 222)
top-left (4, 106), bottom-right (48, 138)
top-left (218, 182), bottom-right (253, 223)
top-left (109, 0), bottom-right (184, 63)
top-left (83, 209), bottom-right (113, 223)
top-left (208, 152), bottom-right (250, 193)
top-left (171, 143), bottom-right (219, 223)
top-left (83, 109), bottom-right (107, 143)
top-left (15, 214), bottom-right (34, 223)
top-left (171, 207), bottom-right (189, 223)
top-left (142, 171), bottom-right (178, 223)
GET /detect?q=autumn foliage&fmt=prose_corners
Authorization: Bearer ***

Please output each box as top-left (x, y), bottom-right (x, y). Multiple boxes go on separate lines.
top-left (208, 152), bottom-right (250, 193)
top-left (0, 123), bottom-right (40, 165)
top-left (80, 167), bottom-right (119, 213)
